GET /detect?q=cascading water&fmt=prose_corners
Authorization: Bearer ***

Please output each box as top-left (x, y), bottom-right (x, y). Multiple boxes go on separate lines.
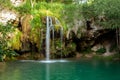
top-left (46, 16), bottom-right (50, 60)
top-left (44, 16), bottom-right (68, 63)
top-left (45, 16), bottom-right (54, 61)
top-left (21, 16), bottom-right (68, 63)
top-left (60, 27), bottom-right (63, 59)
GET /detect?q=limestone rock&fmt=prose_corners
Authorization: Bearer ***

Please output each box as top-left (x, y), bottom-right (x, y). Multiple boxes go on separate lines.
top-left (102, 52), bottom-right (114, 56)
top-left (10, 0), bottom-right (25, 7)
top-left (91, 44), bottom-right (103, 52)
top-left (0, 9), bottom-right (19, 26)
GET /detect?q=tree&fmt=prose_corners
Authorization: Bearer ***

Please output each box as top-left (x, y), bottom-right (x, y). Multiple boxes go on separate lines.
top-left (82, 0), bottom-right (120, 28)
top-left (82, 0), bottom-right (120, 50)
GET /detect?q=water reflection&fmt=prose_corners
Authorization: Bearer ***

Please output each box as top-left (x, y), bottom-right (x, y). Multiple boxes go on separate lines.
top-left (0, 62), bottom-right (6, 72)
top-left (0, 59), bottom-right (120, 80)
top-left (46, 63), bottom-right (50, 80)
top-left (0, 62), bottom-right (21, 80)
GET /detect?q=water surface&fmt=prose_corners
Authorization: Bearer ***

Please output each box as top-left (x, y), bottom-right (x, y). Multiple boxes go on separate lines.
top-left (0, 59), bottom-right (120, 80)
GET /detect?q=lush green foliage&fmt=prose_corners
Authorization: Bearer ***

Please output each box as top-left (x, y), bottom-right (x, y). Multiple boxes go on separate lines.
top-left (30, 2), bottom-right (84, 57)
top-left (0, 24), bottom-right (18, 61)
top-left (14, 0), bottom-right (32, 14)
top-left (31, 2), bottom-right (84, 34)
top-left (82, 0), bottom-right (120, 29)
top-left (0, 0), bottom-right (120, 60)
top-left (0, 0), bottom-right (13, 8)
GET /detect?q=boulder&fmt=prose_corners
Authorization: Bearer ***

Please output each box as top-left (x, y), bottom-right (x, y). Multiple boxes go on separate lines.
top-left (10, 0), bottom-right (25, 7)
top-left (91, 44), bottom-right (103, 52)
top-left (0, 8), bottom-right (19, 26)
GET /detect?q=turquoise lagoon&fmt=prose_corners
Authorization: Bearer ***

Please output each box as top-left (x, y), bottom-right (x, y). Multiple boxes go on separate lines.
top-left (0, 59), bottom-right (120, 80)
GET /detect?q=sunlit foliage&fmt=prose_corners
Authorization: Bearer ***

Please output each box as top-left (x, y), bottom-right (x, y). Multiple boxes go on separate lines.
top-left (82, 0), bottom-right (120, 29)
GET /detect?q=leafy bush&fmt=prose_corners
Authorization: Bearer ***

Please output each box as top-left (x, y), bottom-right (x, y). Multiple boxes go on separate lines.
top-left (0, 0), bottom-right (13, 8)
top-left (96, 47), bottom-right (106, 54)
top-left (0, 24), bottom-right (18, 61)
top-left (14, 0), bottom-right (31, 15)
top-left (81, 47), bottom-right (93, 54)
top-left (82, 0), bottom-right (120, 29)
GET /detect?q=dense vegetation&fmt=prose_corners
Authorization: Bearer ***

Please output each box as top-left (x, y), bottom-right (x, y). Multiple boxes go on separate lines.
top-left (82, 0), bottom-right (120, 29)
top-left (0, 0), bottom-right (120, 61)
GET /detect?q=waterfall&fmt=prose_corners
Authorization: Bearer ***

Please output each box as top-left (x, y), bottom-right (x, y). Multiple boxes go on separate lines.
top-left (46, 16), bottom-right (50, 60)
top-left (45, 16), bottom-right (63, 60)
top-left (45, 16), bottom-right (54, 60)
top-left (60, 27), bottom-right (63, 58)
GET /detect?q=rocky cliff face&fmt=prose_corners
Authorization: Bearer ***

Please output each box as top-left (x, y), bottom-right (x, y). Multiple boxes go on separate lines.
top-left (71, 19), bottom-right (116, 56)
top-left (0, 0), bottom-right (25, 26)
top-left (0, 1), bottom-right (117, 59)
top-left (0, 7), bottom-right (19, 26)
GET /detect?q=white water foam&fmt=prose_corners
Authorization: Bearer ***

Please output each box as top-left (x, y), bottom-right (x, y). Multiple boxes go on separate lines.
top-left (39, 60), bottom-right (69, 63)
top-left (20, 59), bottom-right (69, 63)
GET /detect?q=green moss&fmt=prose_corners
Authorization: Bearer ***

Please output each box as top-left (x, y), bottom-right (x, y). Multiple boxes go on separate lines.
top-left (0, 24), bottom-right (19, 61)
top-left (8, 29), bottom-right (22, 50)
